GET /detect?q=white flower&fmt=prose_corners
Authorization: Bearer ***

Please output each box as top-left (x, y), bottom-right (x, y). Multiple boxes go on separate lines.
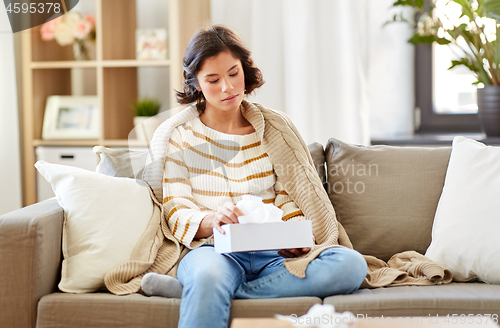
top-left (64, 12), bottom-right (81, 30)
top-left (54, 22), bottom-right (75, 46)
top-left (418, 15), bottom-right (435, 36)
top-left (41, 12), bottom-right (96, 47)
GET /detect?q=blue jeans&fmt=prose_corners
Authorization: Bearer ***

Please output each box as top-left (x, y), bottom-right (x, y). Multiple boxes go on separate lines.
top-left (176, 245), bottom-right (367, 328)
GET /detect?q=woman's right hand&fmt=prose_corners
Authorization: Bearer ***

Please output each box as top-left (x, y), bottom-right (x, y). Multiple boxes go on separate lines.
top-left (212, 202), bottom-right (243, 234)
top-left (195, 202), bottom-right (243, 238)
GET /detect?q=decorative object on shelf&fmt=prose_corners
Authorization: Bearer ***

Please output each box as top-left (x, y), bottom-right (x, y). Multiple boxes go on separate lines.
top-left (40, 12), bottom-right (96, 60)
top-left (42, 96), bottom-right (100, 140)
top-left (130, 97), bottom-right (162, 142)
top-left (136, 28), bottom-right (168, 60)
top-left (389, 0), bottom-right (500, 136)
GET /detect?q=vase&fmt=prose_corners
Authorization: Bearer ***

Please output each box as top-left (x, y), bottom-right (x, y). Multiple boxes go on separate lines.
top-left (133, 116), bottom-right (162, 142)
top-left (477, 86), bottom-right (500, 137)
top-left (73, 40), bottom-right (89, 60)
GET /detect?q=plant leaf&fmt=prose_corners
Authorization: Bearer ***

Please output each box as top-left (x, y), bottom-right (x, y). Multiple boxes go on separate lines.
top-left (436, 37), bottom-right (452, 45)
top-left (393, 0), bottom-right (413, 6)
top-left (408, 34), bottom-right (451, 45)
top-left (451, 0), bottom-right (472, 11)
top-left (452, 0), bottom-right (475, 21)
top-left (450, 58), bottom-right (490, 84)
top-left (449, 58), bottom-right (476, 72)
top-left (484, 0), bottom-right (500, 20)
top-left (393, 0), bottom-right (423, 9)
top-left (409, 34), bottom-right (435, 44)
top-left (449, 24), bottom-right (475, 44)
top-left (476, 0), bottom-right (485, 17)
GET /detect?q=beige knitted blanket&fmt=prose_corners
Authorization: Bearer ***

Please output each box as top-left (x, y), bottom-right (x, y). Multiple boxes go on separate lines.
top-left (104, 100), bottom-right (452, 295)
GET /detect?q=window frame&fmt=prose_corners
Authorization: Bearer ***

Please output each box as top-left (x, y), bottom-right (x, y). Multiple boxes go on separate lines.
top-left (415, 44), bottom-right (482, 133)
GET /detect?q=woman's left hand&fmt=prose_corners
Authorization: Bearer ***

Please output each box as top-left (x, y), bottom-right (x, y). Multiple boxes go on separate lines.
top-left (278, 247), bottom-right (311, 258)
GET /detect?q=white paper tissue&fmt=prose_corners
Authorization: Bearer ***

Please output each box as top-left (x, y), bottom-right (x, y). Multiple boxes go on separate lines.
top-left (236, 195), bottom-right (283, 224)
top-left (275, 304), bottom-right (354, 328)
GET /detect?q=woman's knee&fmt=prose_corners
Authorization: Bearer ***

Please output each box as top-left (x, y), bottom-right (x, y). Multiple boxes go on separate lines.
top-left (319, 247), bottom-right (367, 291)
top-left (340, 248), bottom-right (367, 283)
top-left (179, 246), bottom-right (223, 274)
top-left (178, 247), bottom-right (243, 291)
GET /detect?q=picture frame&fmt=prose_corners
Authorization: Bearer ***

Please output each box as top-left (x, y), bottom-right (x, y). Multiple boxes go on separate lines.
top-left (136, 28), bottom-right (168, 60)
top-left (42, 96), bottom-right (100, 140)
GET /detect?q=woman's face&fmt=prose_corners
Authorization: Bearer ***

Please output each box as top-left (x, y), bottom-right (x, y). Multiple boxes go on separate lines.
top-left (196, 50), bottom-right (245, 114)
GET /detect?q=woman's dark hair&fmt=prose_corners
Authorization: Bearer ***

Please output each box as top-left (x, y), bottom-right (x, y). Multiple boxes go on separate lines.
top-left (175, 25), bottom-right (264, 112)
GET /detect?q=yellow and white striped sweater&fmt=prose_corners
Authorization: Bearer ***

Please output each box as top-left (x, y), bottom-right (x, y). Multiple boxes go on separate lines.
top-left (163, 116), bottom-right (304, 248)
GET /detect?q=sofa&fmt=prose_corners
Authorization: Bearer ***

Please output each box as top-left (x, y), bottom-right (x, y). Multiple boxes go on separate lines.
top-left (1, 138), bottom-right (499, 328)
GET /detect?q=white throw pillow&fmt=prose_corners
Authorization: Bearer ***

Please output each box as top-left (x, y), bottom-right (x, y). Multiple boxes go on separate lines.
top-left (35, 160), bottom-right (154, 293)
top-left (425, 137), bottom-right (500, 284)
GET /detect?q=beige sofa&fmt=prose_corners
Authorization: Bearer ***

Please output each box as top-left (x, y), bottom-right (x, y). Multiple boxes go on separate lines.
top-left (1, 139), bottom-right (499, 328)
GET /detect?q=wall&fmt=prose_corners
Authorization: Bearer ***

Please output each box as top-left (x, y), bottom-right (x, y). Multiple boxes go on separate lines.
top-left (211, 0), bottom-right (415, 144)
top-left (0, 5), bottom-right (22, 215)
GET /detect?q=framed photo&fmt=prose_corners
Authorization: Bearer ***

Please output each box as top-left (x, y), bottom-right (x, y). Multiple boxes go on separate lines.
top-left (136, 28), bottom-right (168, 60)
top-left (42, 96), bottom-right (100, 140)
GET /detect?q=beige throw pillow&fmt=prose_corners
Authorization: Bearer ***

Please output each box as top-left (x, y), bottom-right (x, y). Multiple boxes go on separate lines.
top-left (35, 160), bottom-right (155, 293)
top-left (325, 139), bottom-right (451, 261)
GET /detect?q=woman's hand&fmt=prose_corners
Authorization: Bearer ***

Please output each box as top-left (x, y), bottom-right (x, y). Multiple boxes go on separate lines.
top-left (195, 202), bottom-right (243, 238)
top-left (278, 247), bottom-right (311, 258)
top-left (212, 202), bottom-right (243, 234)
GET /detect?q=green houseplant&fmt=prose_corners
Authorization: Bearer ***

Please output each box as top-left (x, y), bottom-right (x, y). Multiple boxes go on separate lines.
top-left (131, 97), bottom-right (161, 117)
top-left (389, 0), bottom-right (500, 136)
top-left (130, 98), bottom-right (162, 142)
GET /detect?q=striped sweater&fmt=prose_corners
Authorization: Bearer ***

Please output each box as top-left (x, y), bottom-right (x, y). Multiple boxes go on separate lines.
top-left (163, 117), bottom-right (304, 248)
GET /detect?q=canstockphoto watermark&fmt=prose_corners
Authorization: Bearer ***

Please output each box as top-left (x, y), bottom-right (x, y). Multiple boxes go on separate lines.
top-left (355, 315), bottom-right (426, 325)
top-left (288, 314), bottom-right (425, 326)
top-left (289, 314), bottom-right (499, 326)
top-left (289, 313), bottom-right (354, 326)
top-left (3, 0), bottom-right (80, 33)
top-left (326, 161), bottom-right (379, 195)
top-left (273, 161), bottom-right (380, 195)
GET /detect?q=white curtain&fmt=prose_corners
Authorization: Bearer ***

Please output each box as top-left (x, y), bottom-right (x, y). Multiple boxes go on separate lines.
top-left (0, 6), bottom-right (22, 214)
top-left (210, 0), bottom-right (415, 146)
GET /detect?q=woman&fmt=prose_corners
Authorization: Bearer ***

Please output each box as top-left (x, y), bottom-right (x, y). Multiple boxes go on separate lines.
top-left (141, 25), bottom-right (367, 328)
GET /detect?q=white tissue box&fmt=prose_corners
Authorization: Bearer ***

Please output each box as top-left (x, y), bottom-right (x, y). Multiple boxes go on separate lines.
top-left (213, 220), bottom-right (313, 253)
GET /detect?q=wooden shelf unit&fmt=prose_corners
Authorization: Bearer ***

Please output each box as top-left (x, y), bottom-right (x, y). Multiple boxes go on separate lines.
top-left (29, 60), bottom-right (173, 69)
top-left (21, 0), bottom-right (210, 206)
top-left (32, 139), bottom-right (151, 147)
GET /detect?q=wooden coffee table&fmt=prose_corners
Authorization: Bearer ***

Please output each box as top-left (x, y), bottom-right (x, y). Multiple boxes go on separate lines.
top-left (231, 316), bottom-right (499, 328)
top-left (231, 318), bottom-right (294, 328)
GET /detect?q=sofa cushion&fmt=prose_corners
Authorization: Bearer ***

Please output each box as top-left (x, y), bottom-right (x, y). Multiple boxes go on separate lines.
top-left (325, 139), bottom-right (451, 261)
top-left (307, 142), bottom-right (326, 185)
top-left (36, 293), bottom-right (321, 328)
top-left (94, 146), bottom-right (148, 179)
top-left (426, 137), bottom-right (500, 284)
top-left (324, 282), bottom-right (500, 317)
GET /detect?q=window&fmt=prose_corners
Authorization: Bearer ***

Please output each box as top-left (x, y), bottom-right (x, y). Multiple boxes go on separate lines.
top-left (415, 0), bottom-right (496, 133)
top-left (415, 44), bottom-right (482, 133)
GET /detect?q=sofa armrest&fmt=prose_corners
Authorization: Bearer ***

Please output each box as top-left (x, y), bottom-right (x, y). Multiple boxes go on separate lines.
top-left (0, 198), bottom-right (63, 328)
